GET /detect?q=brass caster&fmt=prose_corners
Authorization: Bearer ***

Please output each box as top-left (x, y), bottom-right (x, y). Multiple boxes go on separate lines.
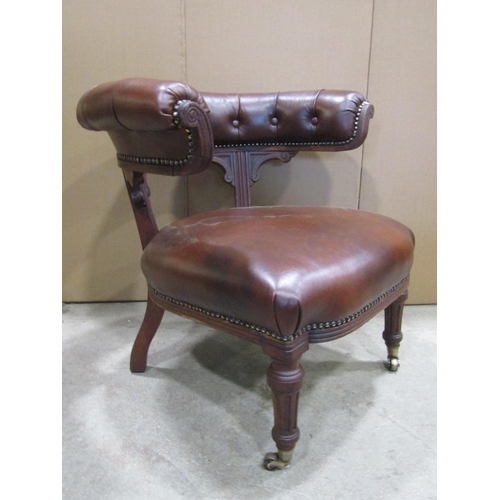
top-left (263, 450), bottom-right (293, 471)
top-left (385, 356), bottom-right (400, 372)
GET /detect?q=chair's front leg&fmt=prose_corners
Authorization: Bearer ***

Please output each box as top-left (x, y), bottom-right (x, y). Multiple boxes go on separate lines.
top-left (262, 337), bottom-right (308, 470)
top-left (264, 359), bottom-right (304, 470)
top-left (382, 291), bottom-right (408, 372)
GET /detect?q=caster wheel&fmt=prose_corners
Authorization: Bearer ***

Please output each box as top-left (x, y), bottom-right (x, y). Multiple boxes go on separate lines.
top-left (386, 356), bottom-right (400, 372)
top-left (263, 452), bottom-right (290, 471)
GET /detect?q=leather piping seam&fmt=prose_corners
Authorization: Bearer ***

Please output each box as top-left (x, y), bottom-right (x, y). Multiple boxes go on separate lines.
top-left (116, 100), bottom-right (194, 167)
top-left (151, 275), bottom-right (409, 343)
top-left (213, 100), bottom-right (368, 149)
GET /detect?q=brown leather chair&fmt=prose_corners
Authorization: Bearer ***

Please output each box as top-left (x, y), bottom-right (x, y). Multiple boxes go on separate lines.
top-left (76, 78), bottom-right (414, 470)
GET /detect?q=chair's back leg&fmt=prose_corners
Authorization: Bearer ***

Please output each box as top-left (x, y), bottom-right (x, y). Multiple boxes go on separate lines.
top-left (122, 170), bottom-right (164, 372)
top-left (382, 291), bottom-right (408, 372)
top-left (130, 294), bottom-right (165, 373)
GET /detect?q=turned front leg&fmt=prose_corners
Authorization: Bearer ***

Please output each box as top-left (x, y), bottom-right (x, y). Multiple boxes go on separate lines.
top-left (264, 358), bottom-right (304, 470)
top-left (261, 336), bottom-right (308, 470)
top-left (382, 291), bottom-right (408, 372)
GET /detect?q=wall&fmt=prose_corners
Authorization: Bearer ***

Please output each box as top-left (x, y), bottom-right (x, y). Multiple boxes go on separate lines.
top-left (362, 0), bottom-right (437, 304)
top-left (62, 0), bottom-right (188, 301)
top-left (62, 0), bottom-right (436, 304)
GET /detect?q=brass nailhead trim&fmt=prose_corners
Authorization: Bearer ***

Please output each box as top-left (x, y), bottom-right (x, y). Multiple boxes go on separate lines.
top-left (296, 276), bottom-right (409, 337)
top-left (151, 275), bottom-right (408, 343)
top-left (214, 101), bottom-right (368, 149)
top-left (117, 100), bottom-right (368, 161)
top-left (117, 101), bottom-right (194, 167)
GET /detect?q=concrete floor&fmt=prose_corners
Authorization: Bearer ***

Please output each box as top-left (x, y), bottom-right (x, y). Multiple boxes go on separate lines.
top-left (62, 302), bottom-right (436, 500)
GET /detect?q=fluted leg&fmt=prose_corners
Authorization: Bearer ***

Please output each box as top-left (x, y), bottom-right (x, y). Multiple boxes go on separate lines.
top-left (130, 296), bottom-right (164, 373)
top-left (263, 356), bottom-right (305, 470)
top-left (382, 291), bottom-right (408, 372)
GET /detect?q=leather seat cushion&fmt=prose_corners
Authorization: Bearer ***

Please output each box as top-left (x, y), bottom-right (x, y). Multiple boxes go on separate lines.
top-left (141, 206), bottom-right (414, 338)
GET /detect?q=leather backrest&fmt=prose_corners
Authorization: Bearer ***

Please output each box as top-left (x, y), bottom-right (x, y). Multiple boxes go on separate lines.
top-left (76, 79), bottom-right (373, 177)
top-left (202, 90), bottom-right (367, 147)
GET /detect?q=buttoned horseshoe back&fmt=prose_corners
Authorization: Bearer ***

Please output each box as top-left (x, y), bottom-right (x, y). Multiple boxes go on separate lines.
top-left (77, 78), bottom-right (373, 178)
top-left (202, 90), bottom-right (367, 148)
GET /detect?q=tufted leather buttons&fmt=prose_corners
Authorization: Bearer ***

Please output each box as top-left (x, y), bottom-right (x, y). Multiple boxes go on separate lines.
top-left (232, 119), bottom-right (239, 127)
top-left (311, 117), bottom-right (319, 125)
top-left (271, 117), bottom-right (278, 126)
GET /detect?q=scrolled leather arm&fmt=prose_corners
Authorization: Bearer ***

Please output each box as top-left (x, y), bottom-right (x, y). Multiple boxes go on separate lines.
top-left (76, 78), bottom-right (214, 176)
top-left (76, 78), bottom-right (209, 132)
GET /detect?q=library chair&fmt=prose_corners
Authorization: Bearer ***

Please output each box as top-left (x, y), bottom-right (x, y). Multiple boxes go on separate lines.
top-left (77, 78), bottom-right (414, 470)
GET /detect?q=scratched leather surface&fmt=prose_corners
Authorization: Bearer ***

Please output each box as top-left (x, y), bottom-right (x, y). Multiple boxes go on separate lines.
top-left (141, 206), bottom-right (414, 337)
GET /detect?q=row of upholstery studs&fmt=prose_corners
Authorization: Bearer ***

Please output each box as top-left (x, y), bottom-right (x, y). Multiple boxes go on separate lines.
top-left (295, 277), bottom-right (408, 336)
top-left (123, 101), bottom-right (367, 159)
top-left (117, 102), bottom-right (193, 166)
top-left (152, 275), bottom-right (407, 343)
top-left (117, 151), bottom-right (192, 167)
top-left (119, 99), bottom-right (368, 164)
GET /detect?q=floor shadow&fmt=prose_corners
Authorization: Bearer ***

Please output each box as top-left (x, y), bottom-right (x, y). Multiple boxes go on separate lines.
top-left (63, 303), bottom-right (436, 497)
top-left (134, 330), bottom-right (385, 479)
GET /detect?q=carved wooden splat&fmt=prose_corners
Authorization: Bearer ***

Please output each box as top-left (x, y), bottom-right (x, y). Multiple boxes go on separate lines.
top-left (212, 150), bottom-right (298, 207)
